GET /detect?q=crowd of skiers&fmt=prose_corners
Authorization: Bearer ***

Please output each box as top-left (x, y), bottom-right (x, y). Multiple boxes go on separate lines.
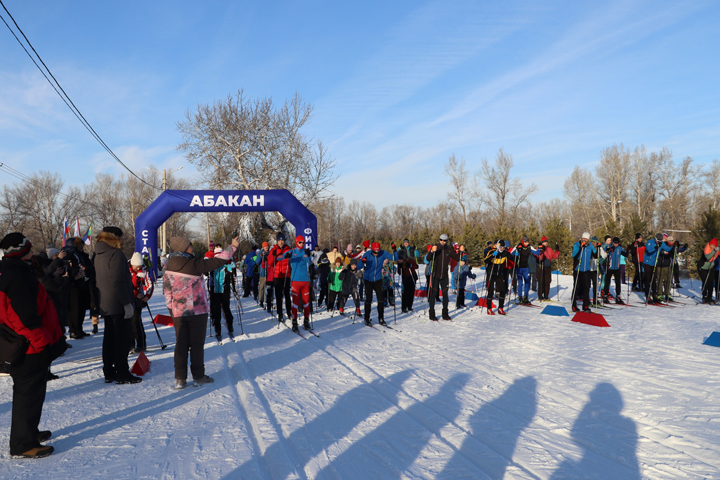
top-left (4, 223), bottom-right (719, 459)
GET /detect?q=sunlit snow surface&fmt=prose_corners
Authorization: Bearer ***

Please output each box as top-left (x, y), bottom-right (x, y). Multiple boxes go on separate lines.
top-left (1, 268), bottom-right (719, 479)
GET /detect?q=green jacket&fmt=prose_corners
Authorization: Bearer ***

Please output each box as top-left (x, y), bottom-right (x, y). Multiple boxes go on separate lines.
top-left (328, 265), bottom-right (344, 292)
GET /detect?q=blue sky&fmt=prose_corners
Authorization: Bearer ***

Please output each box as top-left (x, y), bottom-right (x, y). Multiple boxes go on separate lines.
top-left (0, 0), bottom-right (718, 208)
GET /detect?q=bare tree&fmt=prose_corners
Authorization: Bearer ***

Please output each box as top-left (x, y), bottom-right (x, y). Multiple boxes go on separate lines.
top-left (443, 153), bottom-right (471, 223)
top-left (477, 148), bottom-right (538, 225)
top-left (702, 159), bottom-right (720, 210)
top-left (595, 144), bottom-right (630, 226)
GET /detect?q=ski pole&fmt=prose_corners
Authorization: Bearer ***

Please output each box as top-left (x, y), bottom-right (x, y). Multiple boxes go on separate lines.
top-left (231, 289), bottom-right (245, 335)
top-left (145, 304), bottom-right (167, 350)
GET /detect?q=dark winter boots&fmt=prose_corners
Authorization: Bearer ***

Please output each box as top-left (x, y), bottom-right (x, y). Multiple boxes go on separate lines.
top-left (303, 318), bottom-right (311, 330)
top-left (441, 309), bottom-right (451, 321)
top-left (428, 310), bottom-right (438, 321)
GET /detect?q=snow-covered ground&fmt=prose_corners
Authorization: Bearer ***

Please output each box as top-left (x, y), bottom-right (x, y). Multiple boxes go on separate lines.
top-left (2, 269), bottom-right (720, 479)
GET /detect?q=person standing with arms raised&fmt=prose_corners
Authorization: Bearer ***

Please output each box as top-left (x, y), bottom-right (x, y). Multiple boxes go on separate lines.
top-left (426, 234), bottom-right (462, 321)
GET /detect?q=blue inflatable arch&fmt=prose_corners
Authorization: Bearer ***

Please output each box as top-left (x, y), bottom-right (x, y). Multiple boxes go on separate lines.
top-left (134, 189), bottom-right (317, 277)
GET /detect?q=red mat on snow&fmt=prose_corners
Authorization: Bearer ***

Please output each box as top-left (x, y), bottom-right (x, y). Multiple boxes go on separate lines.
top-left (130, 351), bottom-right (151, 376)
top-left (474, 298), bottom-right (494, 309)
top-left (571, 311), bottom-right (610, 327)
top-left (153, 314), bottom-right (174, 326)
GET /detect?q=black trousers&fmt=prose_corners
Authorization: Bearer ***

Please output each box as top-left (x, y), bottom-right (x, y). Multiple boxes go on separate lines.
top-left (364, 279), bottom-right (385, 321)
top-left (572, 270), bottom-right (592, 308)
top-left (340, 291), bottom-right (360, 310)
top-left (644, 265), bottom-right (658, 300)
top-left (456, 288), bottom-right (466, 307)
top-left (699, 269), bottom-right (714, 302)
top-left (273, 278), bottom-right (292, 320)
top-left (317, 281), bottom-right (328, 307)
top-left (102, 314), bottom-right (131, 380)
top-left (401, 275), bottom-right (415, 310)
top-left (673, 263), bottom-right (681, 285)
top-left (173, 313), bottom-right (207, 380)
top-left (486, 273), bottom-right (508, 309)
top-left (603, 269), bottom-right (622, 297)
top-left (538, 265), bottom-right (552, 299)
top-left (327, 290), bottom-right (341, 310)
top-left (632, 261), bottom-right (644, 291)
top-left (210, 290), bottom-right (234, 335)
top-left (243, 275), bottom-right (259, 299)
top-left (8, 352), bottom-right (49, 455)
top-left (130, 301), bottom-right (147, 351)
top-left (68, 282), bottom-right (90, 336)
top-left (428, 276), bottom-right (449, 314)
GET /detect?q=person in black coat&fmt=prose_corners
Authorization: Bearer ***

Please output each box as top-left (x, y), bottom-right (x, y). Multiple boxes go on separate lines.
top-left (426, 233), bottom-right (462, 321)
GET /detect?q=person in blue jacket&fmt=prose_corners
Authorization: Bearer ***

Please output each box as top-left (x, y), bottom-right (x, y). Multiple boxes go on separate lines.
top-left (360, 242), bottom-right (393, 326)
top-left (571, 232), bottom-right (597, 312)
top-left (454, 260), bottom-right (476, 308)
top-left (643, 233), bottom-right (672, 304)
top-left (284, 235), bottom-right (313, 332)
top-left (601, 237), bottom-right (628, 304)
top-left (243, 247), bottom-right (259, 300)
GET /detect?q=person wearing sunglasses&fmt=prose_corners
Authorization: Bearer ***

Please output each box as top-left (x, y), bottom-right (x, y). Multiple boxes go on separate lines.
top-left (427, 233), bottom-right (463, 321)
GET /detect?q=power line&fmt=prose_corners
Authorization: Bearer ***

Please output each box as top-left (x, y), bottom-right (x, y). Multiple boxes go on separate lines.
top-left (0, 0), bottom-right (161, 191)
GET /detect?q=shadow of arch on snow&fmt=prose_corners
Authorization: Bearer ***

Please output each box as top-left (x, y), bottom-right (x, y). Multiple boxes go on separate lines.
top-left (436, 375), bottom-right (538, 480)
top-left (549, 382), bottom-right (640, 480)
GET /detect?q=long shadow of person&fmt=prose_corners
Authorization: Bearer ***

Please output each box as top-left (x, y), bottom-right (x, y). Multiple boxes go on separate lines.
top-left (218, 369), bottom-right (414, 480)
top-left (436, 375), bottom-right (538, 480)
top-left (550, 382), bottom-right (639, 480)
top-left (313, 372), bottom-right (471, 479)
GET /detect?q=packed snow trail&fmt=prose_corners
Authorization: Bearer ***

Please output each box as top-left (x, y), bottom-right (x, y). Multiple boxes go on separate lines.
top-left (1, 273), bottom-right (720, 479)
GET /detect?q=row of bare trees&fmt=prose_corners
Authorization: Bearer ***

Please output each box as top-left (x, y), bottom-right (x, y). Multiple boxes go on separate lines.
top-left (0, 168), bottom-right (193, 258)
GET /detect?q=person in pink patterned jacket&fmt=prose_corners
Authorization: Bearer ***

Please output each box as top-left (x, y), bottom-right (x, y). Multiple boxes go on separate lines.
top-left (164, 236), bottom-right (239, 389)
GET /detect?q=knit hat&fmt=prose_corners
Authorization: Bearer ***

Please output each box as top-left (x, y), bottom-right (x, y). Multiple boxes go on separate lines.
top-left (540, 236), bottom-right (548, 243)
top-left (130, 252), bottom-right (143, 266)
top-left (209, 241), bottom-right (215, 249)
top-left (426, 245), bottom-right (432, 252)
top-left (522, 235), bottom-right (529, 244)
top-left (486, 241), bottom-right (493, 246)
top-left (170, 236), bottom-right (191, 252)
top-left (667, 236), bottom-right (675, 243)
top-left (262, 241), bottom-right (269, 248)
top-left (635, 233), bottom-right (642, 240)
top-left (0, 232), bottom-right (32, 259)
top-left (655, 233), bottom-right (663, 241)
top-left (214, 246), bottom-right (223, 253)
top-left (612, 237), bottom-right (620, 244)
top-left (497, 239), bottom-right (506, 248)
top-left (296, 235), bottom-right (305, 246)
top-left (710, 239), bottom-right (718, 247)
top-left (356, 244), bottom-right (362, 250)
top-left (47, 247), bottom-right (60, 258)
top-left (347, 243), bottom-right (353, 252)
top-left (371, 242), bottom-right (381, 252)
top-left (663, 233), bottom-right (668, 238)
top-left (276, 232), bottom-right (286, 242)
top-left (582, 232), bottom-right (591, 240)
top-left (604, 235), bottom-right (611, 241)
top-left (403, 238), bottom-right (409, 243)
top-left (362, 240), bottom-right (370, 249)
top-left (591, 235), bottom-right (599, 243)
top-left (350, 258), bottom-right (358, 266)
top-left (102, 226), bottom-right (123, 238)
top-left (439, 233), bottom-right (449, 241)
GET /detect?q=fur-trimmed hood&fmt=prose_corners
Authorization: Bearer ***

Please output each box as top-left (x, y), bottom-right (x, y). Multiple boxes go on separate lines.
top-left (96, 231), bottom-right (122, 250)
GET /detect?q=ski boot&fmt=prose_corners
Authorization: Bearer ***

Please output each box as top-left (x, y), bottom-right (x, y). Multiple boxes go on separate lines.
top-left (215, 334), bottom-right (222, 344)
top-left (379, 318), bottom-right (387, 326)
top-left (339, 308), bottom-right (344, 314)
top-left (364, 318), bottom-right (372, 326)
top-left (303, 318), bottom-right (311, 330)
top-left (92, 324), bottom-right (99, 335)
top-left (572, 303), bottom-right (579, 312)
top-left (487, 308), bottom-right (495, 315)
top-left (498, 307), bottom-right (506, 315)
top-left (428, 310), bottom-right (438, 321)
top-left (291, 323), bottom-right (299, 333)
top-left (615, 297), bottom-right (625, 305)
top-left (356, 307), bottom-right (361, 315)
top-left (228, 332), bottom-right (235, 342)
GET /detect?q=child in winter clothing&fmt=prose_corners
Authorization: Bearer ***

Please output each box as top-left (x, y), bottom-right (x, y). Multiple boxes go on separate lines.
top-left (454, 260), bottom-right (476, 308)
top-left (485, 240), bottom-right (512, 315)
top-left (338, 259), bottom-right (362, 315)
top-left (316, 250), bottom-right (330, 307)
top-left (327, 258), bottom-right (344, 311)
top-left (382, 261), bottom-right (396, 307)
top-left (601, 237), bottom-right (628, 304)
top-left (208, 255), bottom-right (236, 341)
top-left (129, 252), bottom-right (154, 352)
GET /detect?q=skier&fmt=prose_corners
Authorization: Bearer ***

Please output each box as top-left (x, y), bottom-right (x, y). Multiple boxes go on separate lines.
top-left (628, 234), bottom-right (645, 292)
top-left (285, 236), bottom-right (313, 332)
top-left (601, 237), bottom-right (628, 304)
top-left (327, 257), bottom-right (344, 312)
top-left (643, 233), bottom-right (672, 304)
top-left (427, 234), bottom-right (463, 320)
top-left (128, 252), bottom-right (153, 353)
top-left (510, 236), bottom-right (537, 305)
top-left (484, 240), bottom-right (512, 315)
top-left (242, 246), bottom-right (259, 300)
top-left (268, 233), bottom-right (292, 323)
top-left (397, 247), bottom-right (418, 313)
top-left (316, 249), bottom-right (330, 308)
top-left (535, 236), bottom-right (560, 301)
top-left (360, 242), bottom-right (393, 326)
top-left (258, 242), bottom-right (271, 309)
top-left (571, 232), bottom-right (597, 312)
top-left (208, 249), bottom-right (236, 342)
top-left (454, 259), bottom-right (476, 308)
top-left (339, 258), bottom-right (362, 316)
top-left (697, 238), bottom-right (720, 304)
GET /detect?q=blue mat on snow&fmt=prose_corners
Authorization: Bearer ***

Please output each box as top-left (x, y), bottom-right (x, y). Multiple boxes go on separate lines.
top-left (541, 305), bottom-right (569, 317)
top-left (552, 270), bottom-right (562, 275)
top-left (702, 332), bottom-right (720, 347)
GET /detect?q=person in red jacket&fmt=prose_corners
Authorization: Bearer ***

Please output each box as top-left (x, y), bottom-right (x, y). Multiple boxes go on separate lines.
top-left (0, 233), bottom-right (65, 458)
top-left (268, 233), bottom-right (292, 323)
top-left (535, 236), bottom-right (560, 300)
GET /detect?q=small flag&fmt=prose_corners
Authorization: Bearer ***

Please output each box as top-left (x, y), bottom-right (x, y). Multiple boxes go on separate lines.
top-left (62, 217), bottom-right (69, 247)
top-left (82, 220), bottom-right (93, 246)
top-left (74, 215), bottom-right (81, 238)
